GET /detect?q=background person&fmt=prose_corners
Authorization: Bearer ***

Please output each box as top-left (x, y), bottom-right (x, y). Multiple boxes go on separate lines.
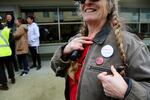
top-left (5, 13), bottom-right (19, 71)
top-left (50, 0), bottom-right (150, 100)
top-left (13, 18), bottom-right (29, 76)
top-left (27, 15), bottom-right (41, 70)
top-left (0, 16), bottom-right (15, 90)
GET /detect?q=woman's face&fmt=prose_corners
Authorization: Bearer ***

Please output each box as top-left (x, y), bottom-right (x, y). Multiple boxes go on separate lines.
top-left (15, 19), bottom-right (21, 26)
top-left (80, 0), bottom-right (109, 23)
top-left (27, 18), bottom-right (33, 24)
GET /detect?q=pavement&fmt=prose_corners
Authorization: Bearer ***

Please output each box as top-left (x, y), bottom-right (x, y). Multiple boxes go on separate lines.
top-left (0, 58), bottom-right (65, 100)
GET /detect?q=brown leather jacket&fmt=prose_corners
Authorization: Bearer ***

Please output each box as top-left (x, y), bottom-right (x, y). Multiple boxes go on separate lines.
top-left (50, 24), bottom-right (150, 100)
top-left (13, 24), bottom-right (28, 55)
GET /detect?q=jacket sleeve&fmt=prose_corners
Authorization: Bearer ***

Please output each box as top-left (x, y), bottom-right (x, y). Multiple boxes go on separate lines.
top-left (124, 33), bottom-right (150, 100)
top-left (13, 27), bottom-right (24, 39)
top-left (50, 34), bottom-right (82, 77)
top-left (50, 44), bottom-right (71, 77)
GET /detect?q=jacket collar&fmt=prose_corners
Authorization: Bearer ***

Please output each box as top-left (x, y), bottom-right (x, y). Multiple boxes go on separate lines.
top-left (93, 23), bottom-right (111, 45)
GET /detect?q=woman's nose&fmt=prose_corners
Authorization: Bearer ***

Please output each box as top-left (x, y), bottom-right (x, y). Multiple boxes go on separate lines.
top-left (85, 0), bottom-right (92, 3)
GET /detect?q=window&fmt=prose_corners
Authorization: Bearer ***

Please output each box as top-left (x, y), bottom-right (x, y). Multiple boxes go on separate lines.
top-left (53, 12), bottom-right (58, 22)
top-left (59, 8), bottom-right (81, 22)
top-left (72, 11), bottom-right (78, 16)
top-left (21, 7), bottom-right (82, 44)
top-left (120, 8), bottom-right (139, 22)
top-left (21, 8), bottom-right (59, 43)
top-left (141, 24), bottom-right (150, 38)
top-left (21, 8), bottom-right (57, 23)
top-left (43, 12), bottom-right (49, 18)
top-left (127, 24), bottom-right (139, 33)
top-left (59, 11), bottom-right (63, 22)
top-left (39, 24), bottom-right (59, 43)
top-left (60, 24), bottom-right (81, 42)
top-left (59, 8), bottom-right (82, 42)
top-left (140, 9), bottom-right (150, 22)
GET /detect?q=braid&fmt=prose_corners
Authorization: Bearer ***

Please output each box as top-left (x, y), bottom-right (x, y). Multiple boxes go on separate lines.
top-left (68, 23), bottom-right (87, 82)
top-left (111, 13), bottom-right (126, 76)
top-left (79, 22), bottom-right (88, 36)
top-left (107, 0), bottom-right (127, 76)
top-left (107, 0), bottom-right (126, 66)
top-left (112, 14), bottom-right (126, 66)
top-left (68, 61), bottom-right (78, 81)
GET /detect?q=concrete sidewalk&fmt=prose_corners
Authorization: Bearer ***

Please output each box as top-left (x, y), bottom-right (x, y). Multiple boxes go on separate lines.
top-left (0, 60), bottom-right (65, 100)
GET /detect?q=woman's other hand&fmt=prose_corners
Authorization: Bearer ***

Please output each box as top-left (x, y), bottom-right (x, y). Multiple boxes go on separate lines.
top-left (97, 65), bottom-right (128, 99)
top-left (63, 36), bottom-right (93, 55)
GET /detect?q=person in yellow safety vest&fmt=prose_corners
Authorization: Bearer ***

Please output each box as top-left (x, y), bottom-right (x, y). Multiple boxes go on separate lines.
top-left (0, 17), bottom-right (15, 90)
top-left (0, 27), bottom-right (12, 56)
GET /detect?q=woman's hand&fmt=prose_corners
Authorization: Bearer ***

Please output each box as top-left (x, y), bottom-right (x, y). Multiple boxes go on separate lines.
top-left (97, 65), bottom-right (128, 99)
top-left (63, 36), bottom-right (93, 55)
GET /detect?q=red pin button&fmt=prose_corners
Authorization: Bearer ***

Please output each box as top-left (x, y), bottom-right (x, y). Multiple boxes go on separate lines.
top-left (96, 56), bottom-right (104, 65)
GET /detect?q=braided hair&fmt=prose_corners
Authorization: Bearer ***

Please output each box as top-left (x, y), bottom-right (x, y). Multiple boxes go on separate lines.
top-left (107, 0), bottom-right (126, 66)
top-left (108, 0), bottom-right (127, 76)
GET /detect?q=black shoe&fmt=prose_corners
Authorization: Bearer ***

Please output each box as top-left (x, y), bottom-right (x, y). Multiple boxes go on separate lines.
top-left (36, 65), bottom-right (41, 70)
top-left (0, 84), bottom-right (9, 90)
top-left (30, 65), bottom-right (36, 69)
top-left (11, 78), bottom-right (16, 84)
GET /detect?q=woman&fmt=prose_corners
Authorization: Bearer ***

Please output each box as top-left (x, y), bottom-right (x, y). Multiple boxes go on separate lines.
top-left (51, 0), bottom-right (150, 100)
top-left (27, 16), bottom-right (41, 70)
top-left (13, 18), bottom-right (29, 76)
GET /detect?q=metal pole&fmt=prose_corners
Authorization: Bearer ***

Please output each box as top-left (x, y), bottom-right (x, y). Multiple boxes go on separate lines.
top-left (139, 8), bottom-right (141, 33)
top-left (57, 7), bottom-right (61, 41)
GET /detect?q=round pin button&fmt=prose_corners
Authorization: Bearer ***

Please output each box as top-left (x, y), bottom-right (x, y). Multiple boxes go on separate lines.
top-left (101, 45), bottom-right (114, 58)
top-left (96, 56), bottom-right (104, 65)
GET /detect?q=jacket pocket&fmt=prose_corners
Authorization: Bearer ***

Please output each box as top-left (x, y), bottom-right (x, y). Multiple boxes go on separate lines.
top-left (89, 66), bottom-right (112, 74)
top-left (89, 65), bottom-right (124, 74)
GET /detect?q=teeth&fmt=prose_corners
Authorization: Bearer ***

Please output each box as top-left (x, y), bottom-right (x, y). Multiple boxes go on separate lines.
top-left (85, 9), bottom-right (96, 13)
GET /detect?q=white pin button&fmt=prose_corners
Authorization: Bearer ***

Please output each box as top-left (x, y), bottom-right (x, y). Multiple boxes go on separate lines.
top-left (101, 45), bottom-right (114, 58)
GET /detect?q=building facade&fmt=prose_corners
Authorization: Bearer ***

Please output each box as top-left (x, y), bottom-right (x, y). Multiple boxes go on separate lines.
top-left (1, 0), bottom-right (150, 53)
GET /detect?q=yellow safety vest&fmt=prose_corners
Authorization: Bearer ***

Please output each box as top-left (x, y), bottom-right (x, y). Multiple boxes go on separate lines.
top-left (0, 26), bottom-right (12, 57)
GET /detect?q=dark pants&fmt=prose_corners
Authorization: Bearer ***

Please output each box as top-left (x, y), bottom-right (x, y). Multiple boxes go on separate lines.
top-left (17, 54), bottom-right (29, 73)
top-left (10, 41), bottom-right (18, 70)
top-left (29, 46), bottom-right (41, 67)
top-left (0, 57), bottom-right (15, 84)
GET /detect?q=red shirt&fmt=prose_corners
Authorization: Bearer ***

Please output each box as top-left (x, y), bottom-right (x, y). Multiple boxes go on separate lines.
top-left (69, 44), bottom-right (90, 100)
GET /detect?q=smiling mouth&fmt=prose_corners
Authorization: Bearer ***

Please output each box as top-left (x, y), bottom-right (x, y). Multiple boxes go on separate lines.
top-left (85, 8), bottom-right (97, 13)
